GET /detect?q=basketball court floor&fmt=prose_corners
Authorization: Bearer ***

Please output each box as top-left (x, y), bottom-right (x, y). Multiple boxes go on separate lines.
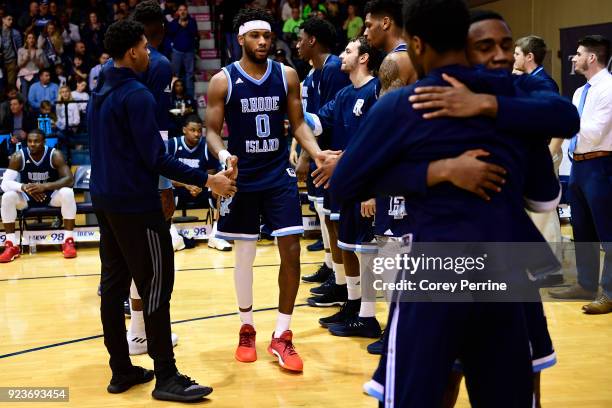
top-left (1, 238), bottom-right (611, 407)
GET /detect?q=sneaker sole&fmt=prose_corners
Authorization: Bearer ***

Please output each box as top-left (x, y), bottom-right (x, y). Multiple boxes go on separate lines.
top-left (267, 347), bottom-right (303, 372)
top-left (209, 245), bottom-right (232, 252)
top-left (107, 371), bottom-right (154, 394)
top-left (152, 388), bottom-right (213, 402)
top-left (0, 253), bottom-right (20, 263)
top-left (307, 299), bottom-right (344, 307)
top-left (329, 329), bottom-right (381, 338)
top-left (235, 349), bottom-right (257, 363)
top-left (63, 253), bottom-right (77, 259)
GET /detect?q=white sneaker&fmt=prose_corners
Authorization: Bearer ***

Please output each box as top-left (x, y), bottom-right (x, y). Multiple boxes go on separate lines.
top-left (170, 225), bottom-right (185, 251)
top-left (127, 332), bottom-right (179, 355)
top-left (208, 237), bottom-right (232, 251)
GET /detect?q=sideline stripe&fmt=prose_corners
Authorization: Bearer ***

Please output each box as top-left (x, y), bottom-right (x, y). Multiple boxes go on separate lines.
top-left (0, 303), bottom-right (310, 359)
top-left (0, 262), bottom-right (322, 283)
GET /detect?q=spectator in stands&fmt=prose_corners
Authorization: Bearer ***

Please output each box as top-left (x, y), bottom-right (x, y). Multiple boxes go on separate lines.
top-left (303, 0), bottom-right (327, 19)
top-left (167, 4), bottom-right (198, 98)
top-left (63, 0), bottom-right (81, 26)
top-left (17, 32), bottom-right (47, 98)
top-left (49, 1), bottom-right (59, 20)
top-left (38, 20), bottom-right (64, 66)
top-left (1, 14), bottom-right (23, 90)
top-left (0, 86), bottom-right (19, 125)
top-left (81, 11), bottom-right (106, 59)
top-left (343, 3), bottom-right (363, 40)
top-left (88, 51), bottom-right (108, 91)
top-left (162, 1), bottom-right (178, 23)
top-left (274, 48), bottom-right (293, 68)
top-left (72, 76), bottom-right (88, 103)
top-left (68, 55), bottom-right (88, 89)
top-left (55, 85), bottom-right (79, 132)
top-left (17, 1), bottom-right (38, 32)
top-left (169, 78), bottom-right (195, 138)
top-left (59, 13), bottom-right (81, 53)
top-left (281, 0), bottom-right (301, 21)
top-left (72, 40), bottom-right (94, 72)
top-left (85, 0), bottom-right (108, 24)
top-left (28, 69), bottom-right (58, 110)
top-left (0, 96), bottom-right (37, 154)
top-left (33, 0), bottom-right (58, 36)
top-left (282, 7), bottom-right (303, 42)
top-left (54, 63), bottom-right (67, 86)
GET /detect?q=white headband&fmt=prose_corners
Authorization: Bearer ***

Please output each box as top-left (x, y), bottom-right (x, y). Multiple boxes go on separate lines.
top-left (238, 20), bottom-right (272, 36)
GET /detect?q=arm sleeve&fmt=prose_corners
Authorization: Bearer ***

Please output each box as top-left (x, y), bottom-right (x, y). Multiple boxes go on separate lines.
top-left (126, 90), bottom-right (209, 186)
top-left (316, 97), bottom-right (336, 131)
top-left (496, 76), bottom-right (580, 139)
top-left (1, 169), bottom-right (22, 193)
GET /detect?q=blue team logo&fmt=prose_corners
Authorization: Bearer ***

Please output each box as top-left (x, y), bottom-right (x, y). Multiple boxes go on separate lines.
top-left (220, 196), bottom-right (233, 216)
top-left (286, 168), bottom-right (297, 177)
top-left (353, 99), bottom-right (365, 116)
top-left (388, 196), bottom-right (407, 219)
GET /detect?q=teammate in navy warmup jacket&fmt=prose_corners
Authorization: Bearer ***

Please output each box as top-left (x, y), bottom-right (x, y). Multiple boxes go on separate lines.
top-left (205, 8), bottom-right (338, 373)
top-left (89, 20), bottom-right (235, 402)
top-left (330, 1), bottom-right (576, 406)
top-left (294, 17), bottom-right (350, 285)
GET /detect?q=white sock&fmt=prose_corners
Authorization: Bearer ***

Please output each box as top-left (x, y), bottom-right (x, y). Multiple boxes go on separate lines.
top-left (346, 275), bottom-right (361, 300)
top-left (334, 262), bottom-right (346, 285)
top-left (358, 252), bottom-right (377, 318)
top-left (234, 240), bottom-right (257, 325)
top-left (6, 233), bottom-right (16, 244)
top-left (324, 252), bottom-right (332, 268)
top-left (129, 310), bottom-right (146, 337)
top-left (210, 220), bottom-right (218, 240)
top-left (274, 312), bottom-right (292, 338)
top-left (239, 310), bottom-right (254, 327)
top-left (315, 201), bottom-right (330, 249)
top-left (64, 230), bottom-right (74, 239)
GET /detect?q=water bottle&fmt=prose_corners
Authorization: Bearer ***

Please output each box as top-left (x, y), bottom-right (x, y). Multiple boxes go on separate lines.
top-left (29, 240), bottom-right (37, 255)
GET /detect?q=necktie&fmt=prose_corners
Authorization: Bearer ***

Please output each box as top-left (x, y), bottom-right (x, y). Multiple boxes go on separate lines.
top-left (569, 82), bottom-right (592, 157)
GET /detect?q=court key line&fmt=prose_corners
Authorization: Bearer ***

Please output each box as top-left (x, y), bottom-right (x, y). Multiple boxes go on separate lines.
top-left (0, 303), bottom-right (311, 360)
top-left (0, 262), bottom-right (321, 282)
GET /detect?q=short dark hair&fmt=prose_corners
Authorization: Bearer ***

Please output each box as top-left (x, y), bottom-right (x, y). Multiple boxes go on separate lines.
top-left (232, 7), bottom-right (274, 33)
top-left (131, 0), bottom-right (165, 26)
top-left (9, 95), bottom-right (24, 105)
top-left (516, 35), bottom-right (547, 65)
top-left (469, 9), bottom-right (505, 25)
top-left (104, 19), bottom-right (145, 59)
top-left (39, 68), bottom-right (52, 76)
top-left (184, 114), bottom-right (203, 126)
top-left (402, 0), bottom-right (470, 53)
top-left (578, 35), bottom-right (610, 67)
top-left (355, 36), bottom-right (384, 74)
top-left (300, 17), bottom-right (336, 50)
top-left (364, 0), bottom-right (403, 27)
top-left (28, 128), bottom-right (45, 139)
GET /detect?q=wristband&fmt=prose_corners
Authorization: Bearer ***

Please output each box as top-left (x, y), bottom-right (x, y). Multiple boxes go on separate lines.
top-left (219, 149), bottom-right (232, 166)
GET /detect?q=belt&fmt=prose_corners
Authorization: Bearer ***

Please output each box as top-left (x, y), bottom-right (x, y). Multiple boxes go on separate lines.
top-left (573, 151), bottom-right (612, 162)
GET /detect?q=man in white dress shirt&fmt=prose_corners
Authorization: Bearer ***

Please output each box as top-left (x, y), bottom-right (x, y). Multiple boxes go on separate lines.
top-left (550, 35), bottom-right (612, 314)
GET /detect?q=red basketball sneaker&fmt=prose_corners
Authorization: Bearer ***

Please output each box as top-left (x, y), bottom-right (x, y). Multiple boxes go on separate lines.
top-left (235, 324), bottom-right (257, 363)
top-left (267, 330), bottom-right (303, 372)
top-left (0, 241), bottom-right (20, 263)
top-left (62, 237), bottom-right (77, 258)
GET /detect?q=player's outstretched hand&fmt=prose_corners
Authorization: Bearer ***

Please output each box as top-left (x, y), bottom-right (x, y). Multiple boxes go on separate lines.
top-left (360, 198), bottom-right (376, 218)
top-left (225, 155), bottom-right (239, 180)
top-left (446, 149), bottom-right (507, 201)
top-left (206, 171), bottom-right (237, 198)
top-left (312, 150), bottom-right (342, 188)
top-left (409, 73), bottom-right (493, 119)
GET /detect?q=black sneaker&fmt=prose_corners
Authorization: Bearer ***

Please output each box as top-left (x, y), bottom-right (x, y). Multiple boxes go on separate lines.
top-left (310, 273), bottom-right (336, 295)
top-left (537, 274), bottom-right (565, 287)
top-left (367, 336), bottom-right (384, 355)
top-left (97, 284), bottom-right (102, 296)
top-left (319, 299), bottom-right (360, 327)
top-left (302, 264), bottom-right (333, 283)
top-left (124, 299), bottom-right (131, 318)
top-left (152, 372), bottom-right (213, 402)
top-left (329, 316), bottom-right (382, 338)
top-left (307, 284), bottom-right (347, 307)
top-left (107, 366), bottom-right (154, 394)
top-left (307, 238), bottom-right (324, 251)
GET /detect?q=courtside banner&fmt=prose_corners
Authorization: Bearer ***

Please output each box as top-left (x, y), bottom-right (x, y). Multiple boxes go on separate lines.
top-left (365, 241), bottom-right (591, 302)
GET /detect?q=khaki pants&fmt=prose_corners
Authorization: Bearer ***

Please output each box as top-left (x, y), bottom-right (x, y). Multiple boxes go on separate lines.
top-left (4, 60), bottom-right (17, 89)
